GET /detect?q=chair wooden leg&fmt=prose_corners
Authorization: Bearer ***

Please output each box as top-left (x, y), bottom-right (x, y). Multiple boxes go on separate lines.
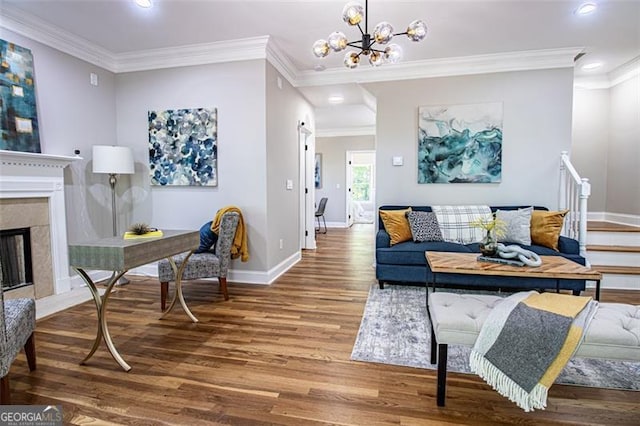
top-left (1, 374), bottom-right (10, 405)
top-left (160, 281), bottom-right (169, 311)
top-left (219, 277), bottom-right (229, 301)
top-left (25, 333), bottom-right (36, 371)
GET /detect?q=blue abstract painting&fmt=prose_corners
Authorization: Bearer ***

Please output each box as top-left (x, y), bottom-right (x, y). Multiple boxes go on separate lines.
top-left (148, 108), bottom-right (217, 186)
top-left (418, 102), bottom-right (502, 183)
top-left (0, 40), bottom-right (41, 153)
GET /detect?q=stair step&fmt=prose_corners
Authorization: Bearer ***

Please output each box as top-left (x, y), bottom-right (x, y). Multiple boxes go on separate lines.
top-left (590, 265), bottom-right (640, 275)
top-left (587, 244), bottom-right (640, 253)
top-left (587, 221), bottom-right (640, 232)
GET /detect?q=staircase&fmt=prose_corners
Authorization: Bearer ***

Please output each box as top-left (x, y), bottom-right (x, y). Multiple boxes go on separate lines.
top-left (586, 221), bottom-right (640, 291)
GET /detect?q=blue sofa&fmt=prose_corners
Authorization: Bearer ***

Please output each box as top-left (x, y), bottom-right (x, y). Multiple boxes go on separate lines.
top-left (376, 205), bottom-right (586, 295)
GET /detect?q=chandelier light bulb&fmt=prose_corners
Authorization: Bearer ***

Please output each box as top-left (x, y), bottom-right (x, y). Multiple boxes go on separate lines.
top-left (407, 20), bottom-right (427, 42)
top-left (344, 51), bottom-right (361, 68)
top-left (373, 21), bottom-right (394, 44)
top-left (328, 31), bottom-right (348, 52)
top-left (342, 2), bottom-right (364, 26)
top-left (312, 39), bottom-right (330, 58)
top-left (369, 51), bottom-right (384, 67)
top-left (384, 44), bottom-right (403, 64)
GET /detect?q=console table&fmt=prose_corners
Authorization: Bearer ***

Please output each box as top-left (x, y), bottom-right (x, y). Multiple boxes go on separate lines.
top-left (69, 230), bottom-right (199, 371)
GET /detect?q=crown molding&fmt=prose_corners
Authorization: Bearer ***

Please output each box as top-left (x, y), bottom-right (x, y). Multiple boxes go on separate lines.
top-left (295, 47), bottom-right (583, 87)
top-left (0, 4), bottom-right (117, 72)
top-left (316, 126), bottom-right (376, 138)
top-left (609, 56), bottom-right (640, 87)
top-left (265, 38), bottom-right (298, 87)
top-left (574, 56), bottom-right (640, 90)
top-left (114, 36), bottom-right (270, 73)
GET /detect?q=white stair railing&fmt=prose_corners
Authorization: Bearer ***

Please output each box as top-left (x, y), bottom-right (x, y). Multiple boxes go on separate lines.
top-left (559, 151), bottom-right (590, 257)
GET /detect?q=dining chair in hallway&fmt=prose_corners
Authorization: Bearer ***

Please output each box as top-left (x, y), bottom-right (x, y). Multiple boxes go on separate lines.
top-left (315, 197), bottom-right (328, 234)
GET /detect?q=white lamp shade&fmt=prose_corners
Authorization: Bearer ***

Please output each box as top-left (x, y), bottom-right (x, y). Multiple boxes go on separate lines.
top-left (92, 145), bottom-right (135, 174)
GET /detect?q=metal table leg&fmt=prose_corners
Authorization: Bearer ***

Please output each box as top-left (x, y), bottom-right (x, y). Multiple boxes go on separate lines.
top-left (160, 250), bottom-right (198, 323)
top-left (74, 267), bottom-right (131, 372)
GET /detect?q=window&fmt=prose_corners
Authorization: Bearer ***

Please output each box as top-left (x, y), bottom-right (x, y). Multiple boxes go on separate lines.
top-left (352, 165), bottom-right (372, 201)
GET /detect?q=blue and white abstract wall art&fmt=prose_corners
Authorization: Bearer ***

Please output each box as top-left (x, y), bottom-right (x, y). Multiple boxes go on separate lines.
top-left (0, 40), bottom-right (41, 153)
top-left (148, 107), bottom-right (218, 186)
top-left (418, 102), bottom-right (503, 183)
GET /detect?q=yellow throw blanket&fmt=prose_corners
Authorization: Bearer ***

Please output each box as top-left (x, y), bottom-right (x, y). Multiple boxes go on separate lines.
top-left (211, 206), bottom-right (249, 262)
top-left (469, 291), bottom-right (598, 411)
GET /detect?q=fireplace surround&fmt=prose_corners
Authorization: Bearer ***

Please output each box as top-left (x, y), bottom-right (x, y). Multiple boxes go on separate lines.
top-left (0, 149), bottom-right (78, 299)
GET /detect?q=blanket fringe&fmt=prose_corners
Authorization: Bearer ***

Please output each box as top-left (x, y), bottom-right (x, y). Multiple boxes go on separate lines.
top-left (470, 350), bottom-right (548, 412)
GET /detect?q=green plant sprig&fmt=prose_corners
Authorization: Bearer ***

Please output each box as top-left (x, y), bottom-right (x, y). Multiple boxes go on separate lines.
top-left (469, 215), bottom-right (507, 238)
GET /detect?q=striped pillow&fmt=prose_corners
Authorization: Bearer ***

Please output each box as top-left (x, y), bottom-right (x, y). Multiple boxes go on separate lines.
top-left (432, 205), bottom-right (493, 244)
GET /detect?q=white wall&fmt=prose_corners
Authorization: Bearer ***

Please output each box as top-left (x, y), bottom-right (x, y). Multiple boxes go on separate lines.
top-left (115, 60), bottom-right (268, 273)
top-left (0, 29), bottom-right (118, 244)
top-left (606, 75), bottom-right (640, 216)
top-left (315, 135), bottom-right (375, 224)
top-left (572, 87), bottom-right (610, 212)
top-left (265, 63), bottom-right (315, 269)
top-left (365, 68), bottom-right (575, 209)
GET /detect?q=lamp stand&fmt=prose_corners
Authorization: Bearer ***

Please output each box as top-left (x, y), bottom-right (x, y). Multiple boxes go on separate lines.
top-left (107, 173), bottom-right (129, 285)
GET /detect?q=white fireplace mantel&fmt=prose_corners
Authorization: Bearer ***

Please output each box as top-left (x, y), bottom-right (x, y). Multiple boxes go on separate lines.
top-left (0, 149), bottom-right (81, 296)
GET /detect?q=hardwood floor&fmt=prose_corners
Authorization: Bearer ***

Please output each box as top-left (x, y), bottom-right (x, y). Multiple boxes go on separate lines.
top-left (8, 224), bottom-right (640, 425)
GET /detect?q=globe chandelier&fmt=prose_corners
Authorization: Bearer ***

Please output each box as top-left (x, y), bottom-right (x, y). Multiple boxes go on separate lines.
top-left (312, 0), bottom-right (427, 69)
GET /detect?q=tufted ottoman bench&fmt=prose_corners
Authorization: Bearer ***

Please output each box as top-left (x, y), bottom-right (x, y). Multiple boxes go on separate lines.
top-left (428, 292), bottom-right (640, 406)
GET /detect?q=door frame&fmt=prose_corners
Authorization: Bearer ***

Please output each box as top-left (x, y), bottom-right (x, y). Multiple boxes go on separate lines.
top-left (298, 121), bottom-right (316, 250)
top-left (346, 150), bottom-right (376, 227)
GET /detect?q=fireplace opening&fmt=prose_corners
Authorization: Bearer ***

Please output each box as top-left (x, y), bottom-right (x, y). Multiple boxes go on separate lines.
top-left (0, 227), bottom-right (33, 291)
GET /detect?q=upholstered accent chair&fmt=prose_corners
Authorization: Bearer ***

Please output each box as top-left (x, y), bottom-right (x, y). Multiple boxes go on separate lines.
top-left (158, 212), bottom-right (240, 310)
top-left (1, 284), bottom-right (36, 405)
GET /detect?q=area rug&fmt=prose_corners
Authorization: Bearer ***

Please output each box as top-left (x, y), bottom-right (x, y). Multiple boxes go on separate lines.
top-left (351, 284), bottom-right (640, 390)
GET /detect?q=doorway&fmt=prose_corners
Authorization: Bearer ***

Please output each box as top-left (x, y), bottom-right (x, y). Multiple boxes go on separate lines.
top-left (346, 150), bottom-right (376, 226)
top-left (298, 122), bottom-right (316, 250)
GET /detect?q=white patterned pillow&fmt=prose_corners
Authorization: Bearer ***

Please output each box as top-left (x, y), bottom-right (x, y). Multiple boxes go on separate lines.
top-left (407, 211), bottom-right (444, 242)
top-left (432, 205), bottom-right (492, 244)
top-left (496, 207), bottom-right (533, 245)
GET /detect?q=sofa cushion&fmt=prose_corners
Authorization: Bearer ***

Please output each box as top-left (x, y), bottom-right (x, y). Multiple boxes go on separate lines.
top-left (407, 211), bottom-right (443, 242)
top-left (432, 205), bottom-right (492, 244)
top-left (377, 241), bottom-right (473, 266)
top-left (531, 210), bottom-right (568, 251)
top-left (496, 207), bottom-right (532, 245)
top-left (380, 208), bottom-right (413, 245)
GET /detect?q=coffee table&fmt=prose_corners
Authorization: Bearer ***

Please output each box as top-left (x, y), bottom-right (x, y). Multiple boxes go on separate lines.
top-left (425, 251), bottom-right (602, 301)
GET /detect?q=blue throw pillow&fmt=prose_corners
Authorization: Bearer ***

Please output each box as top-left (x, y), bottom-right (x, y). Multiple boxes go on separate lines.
top-left (195, 221), bottom-right (218, 253)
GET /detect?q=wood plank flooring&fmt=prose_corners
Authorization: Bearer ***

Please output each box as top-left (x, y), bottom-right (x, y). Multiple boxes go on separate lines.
top-left (7, 224), bottom-right (640, 425)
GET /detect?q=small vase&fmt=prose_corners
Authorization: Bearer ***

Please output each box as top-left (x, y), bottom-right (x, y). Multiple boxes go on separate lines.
top-left (479, 230), bottom-right (498, 257)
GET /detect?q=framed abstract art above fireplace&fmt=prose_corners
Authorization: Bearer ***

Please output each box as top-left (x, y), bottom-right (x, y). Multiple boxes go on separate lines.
top-left (417, 102), bottom-right (502, 184)
top-left (0, 39), bottom-right (41, 153)
top-left (148, 107), bottom-right (218, 186)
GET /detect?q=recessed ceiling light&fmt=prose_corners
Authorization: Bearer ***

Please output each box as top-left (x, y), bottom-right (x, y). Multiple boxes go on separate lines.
top-left (314, 64), bottom-right (326, 72)
top-left (328, 95), bottom-right (344, 104)
top-left (135, 0), bottom-right (152, 8)
top-left (581, 62), bottom-right (603, 71)
top-left (575, 3), bottom-right (597, 15)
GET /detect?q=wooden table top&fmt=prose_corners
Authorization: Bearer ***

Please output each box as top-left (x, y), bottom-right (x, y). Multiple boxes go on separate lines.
top-left (425, 251), bottom-right (602, 281)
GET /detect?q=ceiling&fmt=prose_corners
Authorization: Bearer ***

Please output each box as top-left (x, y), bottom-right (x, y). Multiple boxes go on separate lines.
top-left (2, 0), bottom-right (638, 133)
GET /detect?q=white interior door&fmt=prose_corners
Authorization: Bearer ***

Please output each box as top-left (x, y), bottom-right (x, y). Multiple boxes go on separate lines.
top-left (298, 122), bottom-right (316, 249)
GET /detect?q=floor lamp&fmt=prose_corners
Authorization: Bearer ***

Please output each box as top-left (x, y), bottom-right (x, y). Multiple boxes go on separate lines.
top-left (93, 145), bottom-right (135, 283)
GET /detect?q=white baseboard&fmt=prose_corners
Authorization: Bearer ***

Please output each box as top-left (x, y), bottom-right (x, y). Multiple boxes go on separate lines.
top-left (36, 285), bottom-right (105, 320)
top-left (588, 211), bottom-right (640, 227)
top-left (126, 251), bottom-right (302, 285)
top-left (326, 221), bottom-right (349, 228)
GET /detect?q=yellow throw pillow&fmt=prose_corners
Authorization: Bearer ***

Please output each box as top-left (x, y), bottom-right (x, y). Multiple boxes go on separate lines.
top-left (380, 208), bottom-right (412, 245)
top-left (530, 210), bottom-right (568, 251)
